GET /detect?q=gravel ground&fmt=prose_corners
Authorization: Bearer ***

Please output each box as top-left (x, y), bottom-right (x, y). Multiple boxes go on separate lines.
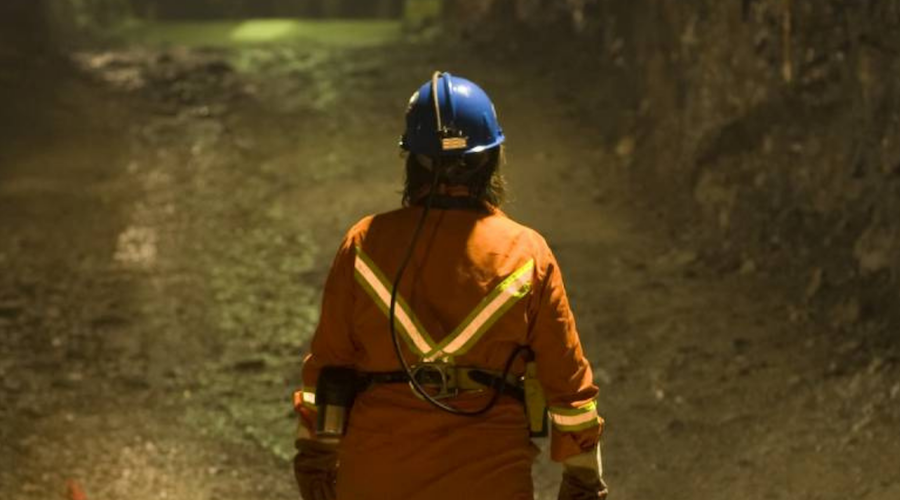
top-left (1, 26), bottom-right (898, 500)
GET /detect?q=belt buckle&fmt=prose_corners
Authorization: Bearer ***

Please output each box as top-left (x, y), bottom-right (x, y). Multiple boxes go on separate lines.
top-left (409, 362), bottom-right (458, 400)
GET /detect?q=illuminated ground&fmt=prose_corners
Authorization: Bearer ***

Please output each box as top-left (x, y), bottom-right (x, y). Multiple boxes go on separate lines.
top-left (1, 19), bottom-right (898, 500)
top-left (118, 19), bottom-right (402, 47)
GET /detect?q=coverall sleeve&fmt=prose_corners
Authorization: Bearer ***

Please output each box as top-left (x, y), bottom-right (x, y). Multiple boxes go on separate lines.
top-left (295, 230), bottom-right (360, 439)
top-left (528, 246), bottom-right (604, 462)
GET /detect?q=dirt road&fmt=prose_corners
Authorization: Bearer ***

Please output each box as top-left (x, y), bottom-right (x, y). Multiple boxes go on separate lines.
top-left (1, 22), bottom-right (897, 500)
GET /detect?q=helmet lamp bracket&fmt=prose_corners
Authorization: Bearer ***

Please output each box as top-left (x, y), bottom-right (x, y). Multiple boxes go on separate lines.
top-left (432, 71), bottom-right (469, 151)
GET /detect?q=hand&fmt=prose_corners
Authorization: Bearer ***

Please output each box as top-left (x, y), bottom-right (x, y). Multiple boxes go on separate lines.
top-left (294, 439), bottom-right (338, 500)
top-left (558, 466), bottom-right (608, 499)
top-left (558, 444), bottom-right (608, 500)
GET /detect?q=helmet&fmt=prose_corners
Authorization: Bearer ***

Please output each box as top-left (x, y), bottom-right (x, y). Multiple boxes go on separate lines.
top-left (400, 72), bottom-right (505, 156)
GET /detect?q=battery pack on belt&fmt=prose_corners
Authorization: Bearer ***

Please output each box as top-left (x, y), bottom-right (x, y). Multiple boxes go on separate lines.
top-left (361, 361), bottom-right (547, 437)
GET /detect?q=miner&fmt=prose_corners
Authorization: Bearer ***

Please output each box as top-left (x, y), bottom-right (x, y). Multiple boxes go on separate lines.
top-left (292, 71), bottom-right (607, 500)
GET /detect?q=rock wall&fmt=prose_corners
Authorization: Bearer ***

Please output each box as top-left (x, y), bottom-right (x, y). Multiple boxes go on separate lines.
top-left (37, 0), bottom-right (133, 44)
top-left (0, 0), bottom-right (50, 51)
top-left (451, 0), bottom-right (900, 337)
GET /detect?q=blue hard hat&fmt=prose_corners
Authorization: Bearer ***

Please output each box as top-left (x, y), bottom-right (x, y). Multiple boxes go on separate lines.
top-left (400, 72), bottom-right (505, 156)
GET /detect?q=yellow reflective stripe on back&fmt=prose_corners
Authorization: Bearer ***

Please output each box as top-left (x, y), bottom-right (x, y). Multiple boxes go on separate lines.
top-left (549, 402), bottom-right (601, 432)
top-left (425, 259), bottom-right (534, 361)
top-left (354, 248), bottom-right (436, 356)
top-left (353, 249), bottom-right (535, 362)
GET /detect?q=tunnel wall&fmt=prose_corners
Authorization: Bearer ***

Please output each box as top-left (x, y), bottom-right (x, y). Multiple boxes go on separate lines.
top-left (37, 0), bottom-right (133, 43)
top-left (450, 0), bottom-right (900, 333)
top-left (0, 0), bottom-right (50, 52)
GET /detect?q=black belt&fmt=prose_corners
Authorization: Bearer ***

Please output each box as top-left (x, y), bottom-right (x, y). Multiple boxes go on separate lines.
top-left (364, 366), bottom-right (525, 403)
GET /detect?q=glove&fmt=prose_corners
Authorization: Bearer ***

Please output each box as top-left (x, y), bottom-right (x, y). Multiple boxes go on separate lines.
top-left (293, 438), bottom-right (338, 500)
top-left (558, 466), bottom-right (608, 499)
top-left (558, 445), bottom-right (608, 500)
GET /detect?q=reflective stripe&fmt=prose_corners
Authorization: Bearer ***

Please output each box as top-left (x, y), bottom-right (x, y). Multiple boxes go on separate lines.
top-left (353, 247), bottom-right (534, 361)
top-left (549, 402), bottom-right (601, 432)
top-left (425, 260), bottom-right (534, 361)
top-left (294, 389), bottom-right (317, 410)
top-left (295, 392), bottom-right (317, 440)
top-left (293, 390), bottom-right (318, 413)
top-left (442, 137), bottom-right (468, 150)
top-left (354, 248), bottom-right (435, 356)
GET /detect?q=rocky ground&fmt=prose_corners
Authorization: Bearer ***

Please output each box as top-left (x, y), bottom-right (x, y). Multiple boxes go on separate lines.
top-left (1, 23), bottom-right (898, 500)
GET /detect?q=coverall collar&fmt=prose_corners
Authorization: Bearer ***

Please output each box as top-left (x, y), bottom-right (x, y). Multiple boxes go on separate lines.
top-left (412, 184), bottom-right (496, 212)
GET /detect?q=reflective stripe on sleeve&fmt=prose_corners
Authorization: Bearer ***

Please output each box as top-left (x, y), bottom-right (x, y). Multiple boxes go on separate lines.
top-left (549, 402), bottom-right (601, 432)
top-left (425, 259), bottom-right (534, 361)
top-left (293, 389), bottom-right (317, 411)
top-left (294, 391), bottom-right (317, 440)
top-left (354, 248), bottom-right (435, 356)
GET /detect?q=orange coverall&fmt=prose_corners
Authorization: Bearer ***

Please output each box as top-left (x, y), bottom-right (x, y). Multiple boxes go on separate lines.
top-left (299, 203), bottom-right (603, 500)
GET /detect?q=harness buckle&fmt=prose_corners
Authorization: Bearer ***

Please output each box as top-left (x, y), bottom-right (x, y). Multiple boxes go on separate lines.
top-left (409, 362), bottom-right (458, 400)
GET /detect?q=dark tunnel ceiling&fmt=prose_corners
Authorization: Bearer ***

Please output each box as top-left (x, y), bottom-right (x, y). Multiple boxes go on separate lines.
top-left (130, 0), bottom-right (406, 20)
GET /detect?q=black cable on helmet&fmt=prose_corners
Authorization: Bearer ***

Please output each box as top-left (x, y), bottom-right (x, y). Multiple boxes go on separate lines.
top-left (388, 72), bottom-right (529, 417)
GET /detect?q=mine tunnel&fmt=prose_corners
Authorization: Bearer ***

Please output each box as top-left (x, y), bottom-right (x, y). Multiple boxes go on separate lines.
top-left (1, 1), bottom-right (899, 499)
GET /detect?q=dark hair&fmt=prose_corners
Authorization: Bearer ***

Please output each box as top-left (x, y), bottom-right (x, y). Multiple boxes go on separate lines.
top-left (402, 146), bottom-right (506, 208)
